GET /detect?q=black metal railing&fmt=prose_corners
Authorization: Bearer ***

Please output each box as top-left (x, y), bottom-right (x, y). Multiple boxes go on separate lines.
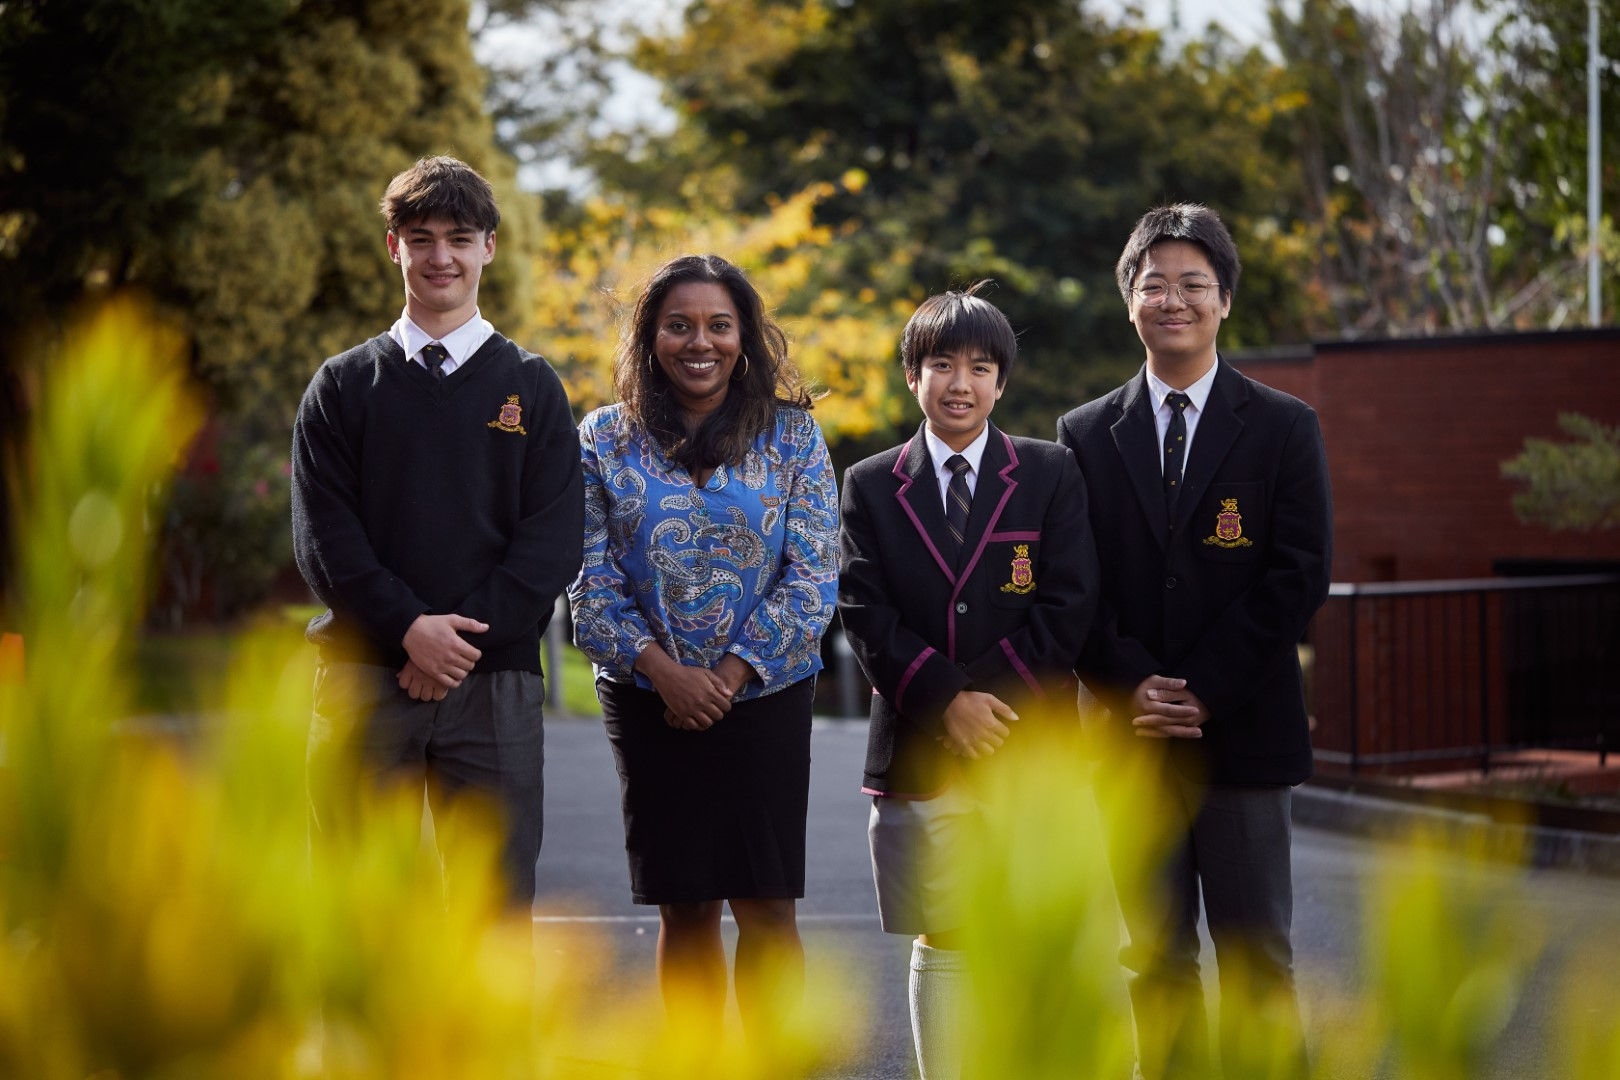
top-left (1310, 575), bottom-right (1620, 774)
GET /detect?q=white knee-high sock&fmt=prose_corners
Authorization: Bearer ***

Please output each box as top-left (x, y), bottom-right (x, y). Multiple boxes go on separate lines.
top-left (909, 939), bottom-right (965, 1080)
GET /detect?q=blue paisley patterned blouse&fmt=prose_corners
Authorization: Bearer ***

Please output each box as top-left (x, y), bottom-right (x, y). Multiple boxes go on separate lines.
top-left (568, 403), bottom-right (840, 700)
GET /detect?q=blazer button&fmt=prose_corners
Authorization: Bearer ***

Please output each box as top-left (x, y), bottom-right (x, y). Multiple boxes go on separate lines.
top-left (1164, 576), bottom-right (1178, 590)
top-left (955, 601), bottom-right (968, 614)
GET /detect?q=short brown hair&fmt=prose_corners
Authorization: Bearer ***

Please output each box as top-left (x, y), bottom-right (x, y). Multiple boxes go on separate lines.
top-left (379, 155), bottom-right (499, 235)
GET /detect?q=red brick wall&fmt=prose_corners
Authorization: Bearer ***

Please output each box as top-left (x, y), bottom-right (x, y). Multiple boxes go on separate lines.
top-left (1232, 329), bottom-right (1620, 582)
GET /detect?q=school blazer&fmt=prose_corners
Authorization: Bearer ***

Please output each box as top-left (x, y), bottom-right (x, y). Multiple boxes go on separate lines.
top-left (838, 423), bottom-right (1099, 796)
top-left (1055, 360), bottom-right (1332, 787)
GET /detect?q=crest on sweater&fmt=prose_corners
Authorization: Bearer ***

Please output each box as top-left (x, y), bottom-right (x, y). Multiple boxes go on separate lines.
top-left (487, 395), bottom-right (526, 435)
top-left (1202, 497), bottom-right (1253, 549)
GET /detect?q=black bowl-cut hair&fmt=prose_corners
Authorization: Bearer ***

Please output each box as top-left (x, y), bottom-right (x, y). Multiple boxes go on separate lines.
top-left (900, 281), bottom-right (1017, 388)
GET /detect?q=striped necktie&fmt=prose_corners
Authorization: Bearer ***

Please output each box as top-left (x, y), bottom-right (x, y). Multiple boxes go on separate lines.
top-left (945, 454), bottom-right (972, 553)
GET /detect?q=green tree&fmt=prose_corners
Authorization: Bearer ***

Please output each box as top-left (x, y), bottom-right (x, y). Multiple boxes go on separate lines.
top-left (1268, 0), bottom-right (1617, 336)
top-left (0, 0), bottom-right (541, 621)
top-left (1501, 413), bottom-right (1620, 531)
top-left (473, 0), bottom-right (628, 187)
top-left (0, 0), bottom-right (289, 338)
top-left (1486, 0), bottom-right (1620, 326)
top-left (611, 0), bottom-right (1317, 442)
top-left (0, 0), bottom-right (284, 583)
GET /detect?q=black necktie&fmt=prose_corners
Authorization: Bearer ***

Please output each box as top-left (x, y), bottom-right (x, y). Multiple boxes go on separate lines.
top-left (945, 454), bottom-right (972, 553)
top-left (421, 342), bottom-right (449, 378)
top-left (1164, 391), bottom-right (1191, 513)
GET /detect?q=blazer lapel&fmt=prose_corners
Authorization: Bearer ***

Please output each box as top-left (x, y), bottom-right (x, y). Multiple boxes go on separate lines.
top-left (1175, 358), bottom-right (1247, 526)
top-left (956, 426), bottom-right (1015, 577)
top-left (891, 424), bottom-right (958, 583)
top-left (1110, 371), bottom-right (1169, 543)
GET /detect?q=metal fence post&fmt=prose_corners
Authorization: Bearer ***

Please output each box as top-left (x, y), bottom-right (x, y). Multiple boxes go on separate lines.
top-left (1347, 589), bottom-right (1360, 775)
top-left (1478, 590), bottom-right (1491, 775)
top-left (833, 628), bottom-right (862, 720)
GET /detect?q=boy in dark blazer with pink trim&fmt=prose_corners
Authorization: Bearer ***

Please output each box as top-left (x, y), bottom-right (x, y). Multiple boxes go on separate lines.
top-left (837, 283), bottom-right (1098, 1079)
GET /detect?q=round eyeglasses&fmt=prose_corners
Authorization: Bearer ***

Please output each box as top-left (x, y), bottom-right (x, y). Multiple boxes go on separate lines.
top-left (1133, 280), bottom-right (1218, 307)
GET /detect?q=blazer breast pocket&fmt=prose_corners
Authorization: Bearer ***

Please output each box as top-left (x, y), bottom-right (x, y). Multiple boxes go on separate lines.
top-left (985, 537), bottom-right (1040, 608)
top-left (1192, 481), bottom-right (1266, 562)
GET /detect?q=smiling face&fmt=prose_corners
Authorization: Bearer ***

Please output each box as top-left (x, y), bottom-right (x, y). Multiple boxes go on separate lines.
top-left (1128, 239), bottom-right (1231, 384)
top-left (907, 348), bottom-right (1004, 452)
top-left (387, 215), bottom-right (496, 338)
top-left (653, 281), bottom-right (742, 422)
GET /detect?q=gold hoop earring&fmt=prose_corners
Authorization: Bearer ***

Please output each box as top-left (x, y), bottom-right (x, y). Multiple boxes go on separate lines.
top-left (732, 354), bottom-right (750, 382)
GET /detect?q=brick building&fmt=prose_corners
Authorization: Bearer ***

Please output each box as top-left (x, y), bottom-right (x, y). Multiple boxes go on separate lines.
top-left (1229, 329), bottom-right (1620, 778)
top-left (1229, 328), bottom-right (1620, 583)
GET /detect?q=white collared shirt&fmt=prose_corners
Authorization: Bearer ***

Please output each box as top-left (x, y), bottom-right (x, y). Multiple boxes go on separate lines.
top-left (923, 424), bottom-right (990, 510)
top-left (389, 310), bottom-right (496, 377)
top-left (1146, 362), bottom-right (1218, 477)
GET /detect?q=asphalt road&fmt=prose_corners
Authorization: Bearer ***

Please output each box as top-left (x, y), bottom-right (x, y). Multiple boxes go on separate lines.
top-left (534, 716), bottom-right (1620, 1079)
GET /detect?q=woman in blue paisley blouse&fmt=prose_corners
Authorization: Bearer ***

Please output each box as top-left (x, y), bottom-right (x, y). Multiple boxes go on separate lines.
top-left (568, 254), bottom-right (839, 1040)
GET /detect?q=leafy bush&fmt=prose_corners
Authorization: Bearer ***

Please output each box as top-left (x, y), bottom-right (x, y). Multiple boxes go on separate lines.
top-left (4, 299), bottom-right (1618, 1079)
top-left (0, 299), bottom-right (852, 1079)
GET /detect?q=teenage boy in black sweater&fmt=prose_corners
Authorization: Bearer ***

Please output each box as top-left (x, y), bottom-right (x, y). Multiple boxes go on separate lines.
top-left (292, 156), bottom-right (583, 907)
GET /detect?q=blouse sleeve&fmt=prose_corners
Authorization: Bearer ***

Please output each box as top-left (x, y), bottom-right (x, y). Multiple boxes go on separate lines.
top-left (566, 412), bottom-right (659, 677)
top-left (728, 411), bottom-right (840, 691)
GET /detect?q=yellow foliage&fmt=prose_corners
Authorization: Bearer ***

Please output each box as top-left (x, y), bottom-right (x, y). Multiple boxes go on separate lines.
top-left (532, 181), bottom-right (911, 438)
top-left (0, 298), bottom-right (858, 1079)
top-left (952, 716), bottom-right (1141, 1079)
top-left (4, 299), bottom-right (1615, 1079)
top-left (1359, 826), bottom-right (1543, 1080)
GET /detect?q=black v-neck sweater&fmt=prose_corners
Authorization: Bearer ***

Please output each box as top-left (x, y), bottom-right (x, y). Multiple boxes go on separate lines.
top-left (291, 332), bottom-right (584, 673)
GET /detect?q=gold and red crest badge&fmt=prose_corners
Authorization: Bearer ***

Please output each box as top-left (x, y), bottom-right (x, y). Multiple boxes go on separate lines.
top-left (1000, 543), bottom-right (1036, 595)
top-left (1202, 497), bottom-right (1254, 549)
top-left (487, 394), bottom-right (526, 435)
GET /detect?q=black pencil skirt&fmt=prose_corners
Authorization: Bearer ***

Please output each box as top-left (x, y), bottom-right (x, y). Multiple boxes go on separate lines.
top-left (597, 675), bottom-right (815, 905)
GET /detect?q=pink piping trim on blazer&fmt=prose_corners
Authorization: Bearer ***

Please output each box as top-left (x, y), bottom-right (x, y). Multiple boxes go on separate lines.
top-left (894, 646), bottom-right (937, 713)
top-left (1000, 637), bottom-right (1044, 698)
top-left (945, 434), bottom-right (1021, 656)
top-left (889, 450), bottom-right (954, 582)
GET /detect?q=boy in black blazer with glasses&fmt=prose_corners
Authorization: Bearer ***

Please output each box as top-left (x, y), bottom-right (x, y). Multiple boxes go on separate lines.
top-left (1057, 204), bottom-right (1331, 1080)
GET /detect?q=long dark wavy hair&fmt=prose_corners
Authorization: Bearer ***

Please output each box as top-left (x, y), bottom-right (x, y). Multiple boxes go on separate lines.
top-left (614, 254), bottom-right (814, 472)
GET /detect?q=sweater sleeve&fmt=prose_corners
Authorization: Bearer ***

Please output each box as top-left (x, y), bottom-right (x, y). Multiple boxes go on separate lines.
top-left (452, 360), bottom-right (585, 650)
top-left (291, 359), bottom-right (429, 651)
top-left (727, 412), bottom-right (840, 691)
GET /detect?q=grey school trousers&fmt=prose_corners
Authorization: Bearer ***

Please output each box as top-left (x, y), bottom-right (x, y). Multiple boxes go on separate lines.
top-left (307, 661), bottom-right (546, 907)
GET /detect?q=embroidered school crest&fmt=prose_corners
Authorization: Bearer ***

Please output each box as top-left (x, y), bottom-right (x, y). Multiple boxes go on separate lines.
top-left (487, 395), bottom-right (526, 435)
top-left (1000, 543), bottom-right (1036, 595)
top-left (1202, 497), bottom-right (1254, 549)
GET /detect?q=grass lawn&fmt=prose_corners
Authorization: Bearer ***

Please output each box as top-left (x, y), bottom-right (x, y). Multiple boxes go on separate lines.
top-left (551, 638), bottom-right (601, 717)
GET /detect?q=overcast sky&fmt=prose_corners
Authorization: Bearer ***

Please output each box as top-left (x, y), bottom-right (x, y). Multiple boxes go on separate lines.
top-left (1095, 0), bottom-right (1278, 43)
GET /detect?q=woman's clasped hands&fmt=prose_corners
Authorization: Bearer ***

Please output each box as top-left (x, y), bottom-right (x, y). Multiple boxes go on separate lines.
top-left (637, 646), bottom-right (753, 730)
